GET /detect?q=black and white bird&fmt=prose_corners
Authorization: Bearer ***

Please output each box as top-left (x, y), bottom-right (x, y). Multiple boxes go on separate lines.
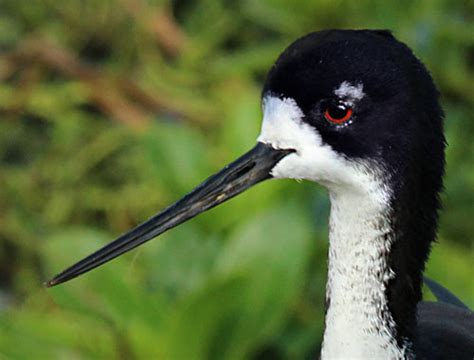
top-left (47, 30), bottom-right (474, 359)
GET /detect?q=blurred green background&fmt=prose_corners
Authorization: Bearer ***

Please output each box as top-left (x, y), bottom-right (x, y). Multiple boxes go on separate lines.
top-left (0, 0), bottom-right (473, 359)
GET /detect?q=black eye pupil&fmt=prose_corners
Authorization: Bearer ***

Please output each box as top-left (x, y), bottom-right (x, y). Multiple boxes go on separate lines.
top-left (328, 105), bottom-right (348, 119)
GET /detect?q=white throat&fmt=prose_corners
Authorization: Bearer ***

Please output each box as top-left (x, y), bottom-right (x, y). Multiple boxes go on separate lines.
top-left (321, 187), bottom-right (406, 360)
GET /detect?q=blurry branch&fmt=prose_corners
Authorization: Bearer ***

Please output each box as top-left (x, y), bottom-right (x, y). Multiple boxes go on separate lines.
top-left (122, 0), bottom-right (186, 57)
top-left (1, 37), bottom-right (195, 128)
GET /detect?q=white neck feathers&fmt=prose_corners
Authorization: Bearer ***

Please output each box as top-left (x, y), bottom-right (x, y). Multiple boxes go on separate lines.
top-left (321, 186), bottom-right (407, 360)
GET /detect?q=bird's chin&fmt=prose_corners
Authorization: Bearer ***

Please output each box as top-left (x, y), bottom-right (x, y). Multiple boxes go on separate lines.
top-left (269, 146), bottom-right (337, 181)
top-left (270, 148), bottom-right (385, 198)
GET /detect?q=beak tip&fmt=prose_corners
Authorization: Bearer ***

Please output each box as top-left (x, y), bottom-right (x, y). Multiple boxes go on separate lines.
top-left (44, 277), bottom-right (59, 288)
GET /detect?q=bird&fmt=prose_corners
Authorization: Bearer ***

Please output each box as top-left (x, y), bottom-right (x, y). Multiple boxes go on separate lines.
top-left (46, 29), bottom-right (474, 359)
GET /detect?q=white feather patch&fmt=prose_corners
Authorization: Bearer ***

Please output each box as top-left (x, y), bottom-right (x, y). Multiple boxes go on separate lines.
top-left (334, 81), bottom-right (365, 105)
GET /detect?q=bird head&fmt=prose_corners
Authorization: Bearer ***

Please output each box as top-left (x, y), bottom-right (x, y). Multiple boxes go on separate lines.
top-left (259, 30), bottom-right (443, 194)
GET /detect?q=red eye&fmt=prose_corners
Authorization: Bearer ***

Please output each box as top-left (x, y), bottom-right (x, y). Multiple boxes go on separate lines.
top-left (324, 104), bottom-right (353, 124)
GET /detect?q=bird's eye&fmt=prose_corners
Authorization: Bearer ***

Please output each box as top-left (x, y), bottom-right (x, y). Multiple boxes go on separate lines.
top-left (324, 103), bottom-right (353, 124)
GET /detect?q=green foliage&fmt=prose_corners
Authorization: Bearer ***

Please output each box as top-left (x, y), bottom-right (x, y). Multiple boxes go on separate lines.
top-left (0, 0), bottom-right (472, 359)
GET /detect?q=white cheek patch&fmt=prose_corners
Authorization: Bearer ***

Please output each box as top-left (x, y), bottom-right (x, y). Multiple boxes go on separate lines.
top-left (257, 95), bottom-right (380, 194)
top-left (334, 81), bottom-right (365, 105)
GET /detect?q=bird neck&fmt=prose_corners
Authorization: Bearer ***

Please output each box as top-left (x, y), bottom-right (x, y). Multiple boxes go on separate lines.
top-left (320, 175), bottom-right (434, 359)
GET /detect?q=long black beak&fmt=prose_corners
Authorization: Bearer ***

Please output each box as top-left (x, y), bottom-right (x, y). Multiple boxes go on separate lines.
top-left (46, 142), bottom-right (293, 287)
